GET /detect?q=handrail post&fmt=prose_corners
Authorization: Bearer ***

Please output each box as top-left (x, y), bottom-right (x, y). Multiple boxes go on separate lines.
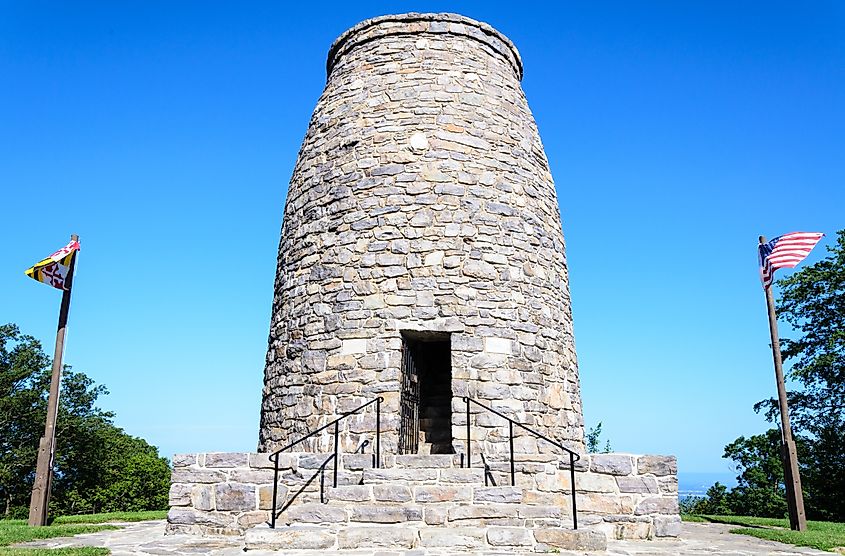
top-left (465, 397), bottom-right (471, 469)
top-left (270, 452), bottom-right (279, 528)
top-left (333, 422), bottom-right (339, 488)
top-left (570, 451), bottom-right (578, 530)
top-left (320, 464), bottom-right (326, 504)
top-left (509, 420), bottom-right (515, 487)
top-left (376, 397), bottom-right (381, 469)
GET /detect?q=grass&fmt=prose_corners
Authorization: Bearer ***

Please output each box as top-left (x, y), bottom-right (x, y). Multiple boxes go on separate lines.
top-left (51, 511), bottom-right (166, 524)
top-left (0, 511), bottom-right (165, 556)
top-left (685, 514), bottom-right (845, 552)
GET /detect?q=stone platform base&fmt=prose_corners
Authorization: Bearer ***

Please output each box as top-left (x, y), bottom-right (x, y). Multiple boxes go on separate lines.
top-left (245, 523), bottom-right (606, 552)
top-left (168, 451), bottom-right (679, 546)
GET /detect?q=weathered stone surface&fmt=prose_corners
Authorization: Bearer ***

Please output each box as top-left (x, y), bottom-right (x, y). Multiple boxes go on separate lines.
top-left (418, 527), bottom-right (486, 548)
top-left (635, 496), bottom-right (680, 515)
top-left (191, 485), bottom-right (214, 511)
top-left (337, 526), bottom-right (416, 549)
top-left (534, 528), bottom-right (607, 551)
top-left (439, 468), bottom-right (484, 483)
top-left (328, 485), bottom-right (372, 502)
top-left (447, 505), bottom-right (518, 522)
top-left (617, 475), bottom-right (659, 494)
top-left (350, 505), bottom-right (423, 523)
top-left (257, 12), bottom-right (586, 458)
top-left (245, 526), bottom-right (335, 550)
top-left (654, 515), bottom-right (683, 537)
top-left (257, 484), bottom-right (288, 510)
top-left (171, 454), bottom-right (196, 467)
top-left (249, 453), bottom-right (294, 470)
top-left (237, 510), bottom-right (269, 527)
top-left (171, 468), bottom-right (226, 484)
top-left (394, 454), bottom-right (454, 468)
top-left (575, 472), bottom-right (619, 493)
top-left (372, 484), bottom-right (412, 502)
top-left (205, 452), bottom-right (248, 468)
top-left (590, 454), bottom-right (633, 476)
top-left (487, 526), bottom-right (533, 546)
top-left (283, 504), bottom-right (347, 524)
top-left (637, 455), bottom-right (677, 476)
top-left (413, 485), bottom-right (472, 503)
top-left (167, 508), bottom-right (232, 527)
top-left (214, 483), bottom-right (254, 512)
top-left (474, 486), bottom-right (524, 503)
top-left (168, 483), bottom-right (191, 506)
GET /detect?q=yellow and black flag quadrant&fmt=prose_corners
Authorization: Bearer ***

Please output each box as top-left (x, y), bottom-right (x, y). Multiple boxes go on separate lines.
top-left (25, 240), bottom-right (80, 291)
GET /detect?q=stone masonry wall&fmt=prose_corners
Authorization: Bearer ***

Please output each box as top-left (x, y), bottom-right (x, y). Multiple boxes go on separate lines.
top-left (167, 452), bottom-right (680, 541)
top-left (259, 12), bottom-right (584, 456)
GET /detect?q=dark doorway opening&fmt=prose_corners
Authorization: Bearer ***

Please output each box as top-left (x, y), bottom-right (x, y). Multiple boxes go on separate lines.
top-left (399, 332), bottom-right (454, 454)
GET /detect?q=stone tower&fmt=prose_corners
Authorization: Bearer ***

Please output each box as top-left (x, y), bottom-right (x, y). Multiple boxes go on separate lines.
top-left (259, 13), bottom-right (584, 457)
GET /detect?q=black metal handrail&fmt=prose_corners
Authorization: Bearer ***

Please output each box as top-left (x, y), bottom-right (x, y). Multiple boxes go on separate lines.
top-left (272, 453), bottom-right (335, 526)
top-left (461, 396), bottom-right (580, 529)
top-left (268, 396), bottom-right (383, 528)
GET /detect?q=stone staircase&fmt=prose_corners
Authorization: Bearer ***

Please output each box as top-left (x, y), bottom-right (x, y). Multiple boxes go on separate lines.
top-left (244, 453), bottom-right (605, 552)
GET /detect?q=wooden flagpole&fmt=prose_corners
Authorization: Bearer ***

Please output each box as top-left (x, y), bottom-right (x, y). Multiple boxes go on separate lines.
top-left (27, 234), bottom-right (78, 527)
top-left (759, 235), bottom-right (807, 532)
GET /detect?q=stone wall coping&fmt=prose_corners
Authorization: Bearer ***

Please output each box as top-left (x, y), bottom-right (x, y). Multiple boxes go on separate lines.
top-left (326, 12), bottom-right (524, 81)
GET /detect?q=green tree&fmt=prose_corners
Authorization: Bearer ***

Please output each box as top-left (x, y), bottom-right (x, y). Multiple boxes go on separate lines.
top-left (0, 323), bottom-right (170, 518)
top-left (585, 422), bottom-right (612, 453)
top-left (720, 429), bottom-right (788, 518)
top-left (757, 229), bottom-right (845, 521)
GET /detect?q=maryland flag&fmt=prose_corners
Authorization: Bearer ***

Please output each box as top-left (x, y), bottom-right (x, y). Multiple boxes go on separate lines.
top-left (25, 240), bottom-right (80, 291)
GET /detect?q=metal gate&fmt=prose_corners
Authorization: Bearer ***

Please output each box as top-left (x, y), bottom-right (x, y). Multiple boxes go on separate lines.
top-left (399, 340), bottom-right (420, 454)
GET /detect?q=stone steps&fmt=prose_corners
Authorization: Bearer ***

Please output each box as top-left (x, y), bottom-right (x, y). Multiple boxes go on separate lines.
top-left (245, 523), bottom-right (606, 552)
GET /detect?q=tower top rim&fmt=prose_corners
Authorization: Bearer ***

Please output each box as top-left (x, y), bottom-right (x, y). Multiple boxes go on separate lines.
top-left (327, 12), bottom-right (524, 81)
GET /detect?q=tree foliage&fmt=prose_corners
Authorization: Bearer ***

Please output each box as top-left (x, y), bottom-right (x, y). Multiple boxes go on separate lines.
top-left (0, 324), bottom-right (170, 518)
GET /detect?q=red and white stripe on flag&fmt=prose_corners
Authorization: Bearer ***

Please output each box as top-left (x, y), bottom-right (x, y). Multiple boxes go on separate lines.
top-left (758, 232), bottom-right (824, 288)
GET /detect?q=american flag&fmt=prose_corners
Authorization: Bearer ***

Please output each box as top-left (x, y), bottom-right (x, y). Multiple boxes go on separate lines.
top-left (758, 232), bottom-right (824, 288)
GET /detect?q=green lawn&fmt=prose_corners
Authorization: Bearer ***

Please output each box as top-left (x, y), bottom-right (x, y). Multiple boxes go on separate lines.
top-left (0, 511), bottom-right (166, 556)
top-left (684, 514), bottom-right (845, 552)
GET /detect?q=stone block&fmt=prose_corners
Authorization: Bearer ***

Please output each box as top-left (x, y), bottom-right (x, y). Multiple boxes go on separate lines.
top-left (637, 455), bottom-right (677, 476)
top-left (575, 473), bottom-right (619, 493)
top-left (414, 485), bottom-right (471, 503)
top-left (418, 527), bottom-right (486, 548)
top-left (328, 485), bottom-right (372, 502)
top-left (590, 454), bottom-right (633, 475)
top-left (533, 528), bottom-right (606, 551)
top-left (473, 486), bottom-right (523, 503)
top-left (205, 452), bottom-right (248, 468)
top-left (214, 483), bottom-right (254, 512)
top-left (617, 475), bottom-right (659, 494)
top-left (168, 483), bottom-right (191, 506)
top-left (487, 526), bottom-right (533, 546)
top-left (448, 505), bottom-right (518, 522)
top-left (394, 454), bottom-right (453, 468)
top-left (258, 484), bottom-right (288, 510)
top-left (372, 484), bottom-right (412, 502)
top-left (245, 526), bottom-right (335, 550)
top-left (229, 469), bottom-right (275, 484)
top-left (350, 505), bottom-right (423, 523)
top-left (439, 468), bottom-right (484, 483)
top-left (654, 515), bottom-right (682, 537)
top-left (172, 454), bottom-right (196, 467)
top-left (635, 496), bottom-right (679, 515)
top-left (363, 468), bottom-right (438, 483)
top-left (167, 508), bottom-right (232, 527)
top-left (191, 484), bottom-right (214, 511)
top-left (171, 468), bottom-right (226, 484)
top-left (424, 506), bottom-right (448, 525)
top-left (283, 503), bottom-right (347, 524)
top-left (337, 526), bottom-right (416, 549)
top-left (237, 510), bottom-right (269, 528)
top-left (250, 452), bottom-right (294, 470)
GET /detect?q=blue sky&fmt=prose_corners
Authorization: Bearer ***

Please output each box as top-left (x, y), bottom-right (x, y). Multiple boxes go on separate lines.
top-left (1, 1), bottom-right (843, 475)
